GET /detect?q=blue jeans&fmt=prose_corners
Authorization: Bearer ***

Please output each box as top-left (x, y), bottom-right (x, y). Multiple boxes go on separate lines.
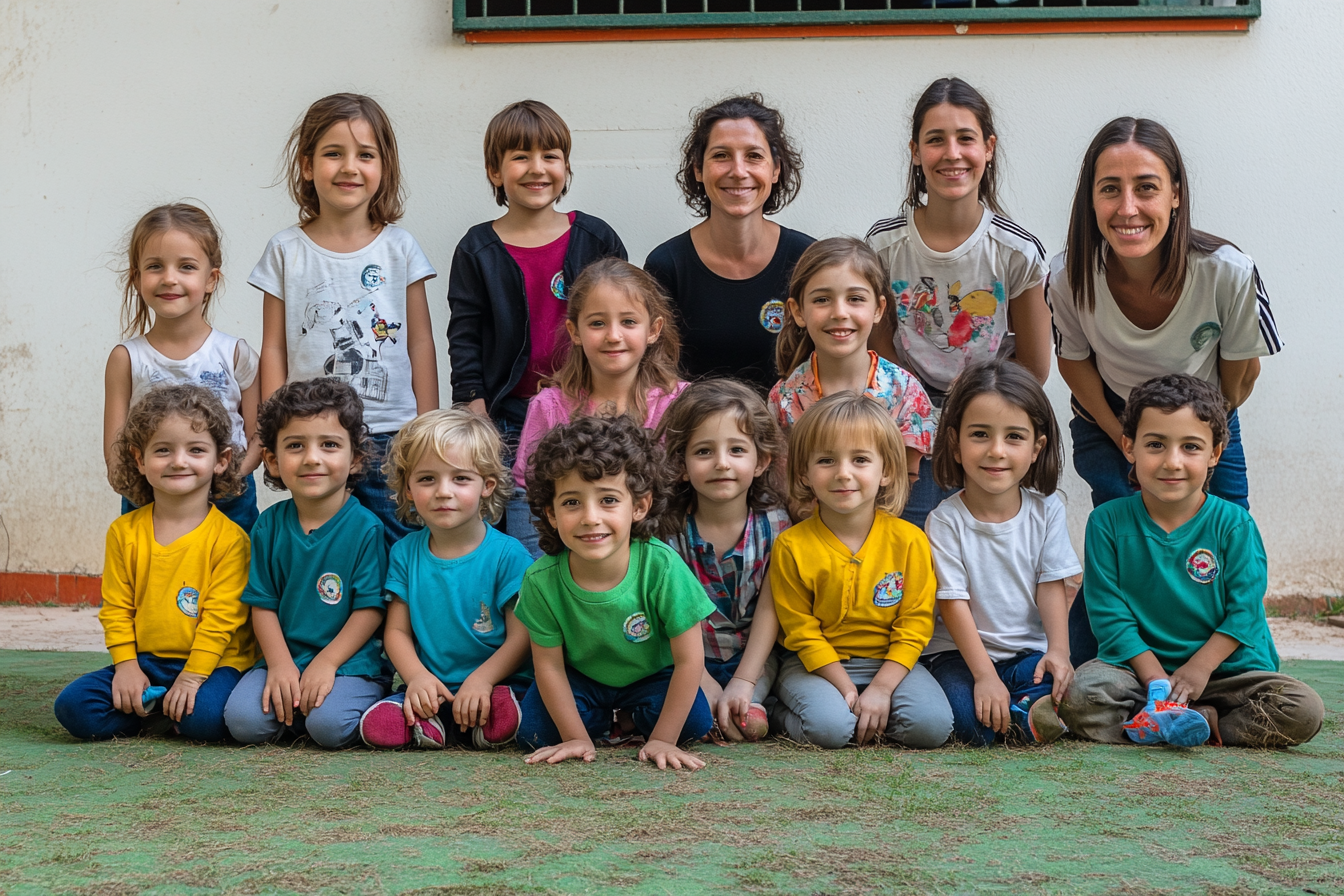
top-left (53, 653), bottom-right (242, 742)
top-left (921, 649), bottom-right (1053, 747)
top-left (516, 664), bottom-right (713, 750)
top-left (223, 666), bottom-right (389, 749)
top-left (120, 471), bottom-right (259, 535)
top-left (900, 455), bottom-right (958, 531)
top-left (352, 431), bottom-right (421, 550)
top-left (1067, 385), bottom-right (1250, 667)
top-left (492, 397), bottom-right (542, 559)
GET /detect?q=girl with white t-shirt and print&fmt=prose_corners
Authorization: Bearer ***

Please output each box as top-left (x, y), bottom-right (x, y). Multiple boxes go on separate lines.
top-left (252, 93), bottom-right (438, 547)
top-left (919, 360), bottom-right (1080, 747)
top-left (866, 78), bottom-right (1053, 531)
top-left (1049, 117), bottom-right (1281, 665)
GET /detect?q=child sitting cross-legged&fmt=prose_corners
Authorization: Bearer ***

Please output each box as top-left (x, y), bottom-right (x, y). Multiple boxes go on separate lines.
top-left (1059, 374), bottom-right (1324, 748)
top-left (358, 408), bottom-right (535, 749)
top-left (514, 415), bottom-right (716, 770)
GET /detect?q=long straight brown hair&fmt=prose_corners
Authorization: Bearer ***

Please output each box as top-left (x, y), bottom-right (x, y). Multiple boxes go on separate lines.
top-left (1065, 117), bottom-right (1230, 312)
top-left (905, 78), bottom-right (1003, 215)
top-left (775, 237), bottom-right (893, 377)
top-left (284, 93), bottom-right (405, 226)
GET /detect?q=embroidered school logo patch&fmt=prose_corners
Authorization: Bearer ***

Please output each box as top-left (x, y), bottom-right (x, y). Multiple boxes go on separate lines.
top-left (623, 612), bottom-right (651, 643)
top-left (176, 586), bottom-right (200, 618)
top-left (1187, 549), bottom-right (1219, 584)
top-left (316, 573), bottom-right (343, 605)
top-left (550, 271), bottom-right (566, 300)
top-left (472, 601), bottom-right (494, 634)
top-left (759, 300), bottom-right (786, 333)
top-left (360, 265), bottom-right (385, 290)
top-left (1190, 321), bottom-right (1221, 351)
top-left (873, 572), bottom-right (904, 608)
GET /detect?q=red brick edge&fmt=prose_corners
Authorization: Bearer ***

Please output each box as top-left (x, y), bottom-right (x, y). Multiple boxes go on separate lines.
top-left (0, 572), bottom-right (103, 606)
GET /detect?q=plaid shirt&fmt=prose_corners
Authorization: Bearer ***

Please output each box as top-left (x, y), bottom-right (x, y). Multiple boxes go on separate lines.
top-left (666, 508), bottom-right (791, 661)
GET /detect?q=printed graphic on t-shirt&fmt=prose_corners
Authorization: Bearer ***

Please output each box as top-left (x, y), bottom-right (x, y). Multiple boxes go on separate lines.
top-left (144, 361), bottom-right (235, 406)
top-left (472, 601), bottom-right (494, 634)
top-left (299, 267), bottom-right (403, 405)
top-left (759, 300), bottom-right (786, 333)
top-left (550, 271), bottom-right (566, 300)
top-left (1190, 321), bottom-right (1221, 351)
top-left (623, 612), bottom-right (651, 643)
top-left (317, 572), bottom-right (343, 605)
top-left (1187, 549), bottom-right (1219, 584)
top-left (873, 571), bottom-right (904, 608)
top-left (893, 277), bottom-right (1006, 353)
top-left (176, 586), bottom-right (200, 618)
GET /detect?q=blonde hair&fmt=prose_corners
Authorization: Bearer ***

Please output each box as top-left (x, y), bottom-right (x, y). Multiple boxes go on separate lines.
top-left (786, 392), bottom-right (909, 516)
top-left (483, 100), bottom-right (573, 207)
top-left (547, 258), bottom-right (682, 422)
top-left (383, 407), bottom-right (514, 525)
top-left (776, 237), bottom-right (893, 376)
top-left (119, 204), bottom-right (223, 338)
top-left (284, 93), bottom-right (404, 226)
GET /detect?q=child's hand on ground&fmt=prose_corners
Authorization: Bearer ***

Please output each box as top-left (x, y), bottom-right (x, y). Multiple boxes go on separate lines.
top-left (853, 684), bottom-right (893, 745)
top-left (111, 660), bottom-right (151, 717)
top-left (262, 662), bottom-right (302, 726)
top-left (298, 659), bottom-right (337, 715)
top-left (1035, 649), bottom-right (1074, 703)
top-left (1169, 662), bottom-right (1213, 705)
top-left (452, 673), bottom-right (494, 731)
top-left (525, 738), bottom-right (597, 765)
top-left (974, 675), bottom-right (1012, 734)
top-left (163, 671), bottom-right (207, 722)
top-left (638, 739), bottom-right (706, 771)
top-left (718, 677), bottom-right (756, 742)
top-left (403, 673), bottom-right (454, 723)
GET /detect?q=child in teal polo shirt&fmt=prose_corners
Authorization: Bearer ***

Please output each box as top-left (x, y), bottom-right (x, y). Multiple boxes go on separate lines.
top-left (514, 415), bottom-right (715, 770)
top-left (224, 379), bottom-right (391, 748)
top-left (1060, 374), bottom-right (1323, 748)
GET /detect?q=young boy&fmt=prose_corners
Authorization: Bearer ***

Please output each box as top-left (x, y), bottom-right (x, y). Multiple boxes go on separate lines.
top-left (513, 416), bottom-right (715, 770)
top-left (1060, 374), bottom-right (1323, 748)
top-left (446, 100), bottom-right (626, 555)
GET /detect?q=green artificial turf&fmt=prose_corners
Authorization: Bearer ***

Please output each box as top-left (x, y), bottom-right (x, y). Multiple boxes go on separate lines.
top-left (1, 650), bottom-right (1341, 895)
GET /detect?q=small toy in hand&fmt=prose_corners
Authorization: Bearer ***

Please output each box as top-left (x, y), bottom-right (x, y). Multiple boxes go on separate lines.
top-left (141, 686), bottom-right (168, 714)
top-left (1122, 679), bottom-right (1210, 747)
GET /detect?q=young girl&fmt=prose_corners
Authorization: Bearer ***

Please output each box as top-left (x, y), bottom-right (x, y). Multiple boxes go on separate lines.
top-left (358, 408), bottom-right (535, 749)
top-left (56, 385), bottom-right (257, 742)
top-left (769, 393), bottom-right (952, 749)
top-left (223, 379), bottom-right (391, 749)
top-left (512, 259), bottom-right (687, 518)
top-left (866, 78), bottom-right (1051, 529)
top-left (770, 238), bottom-right (934, 494)
top-left (105, 204), bottom-right (261, 533)
top-left (918, 360), bottom-right (1080, 746)
top-left (515, 415), bottom-right (715, 770)
top-left (448, 99), bottom-right (627, 554)
top-left (251, 93), bottom-right (438, 547)
top-left (656, 379), bottom-right (789, 742)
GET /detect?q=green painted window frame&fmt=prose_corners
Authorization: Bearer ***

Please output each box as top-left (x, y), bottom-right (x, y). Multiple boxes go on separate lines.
top-left (453, 0), bottom-right (1260, 35)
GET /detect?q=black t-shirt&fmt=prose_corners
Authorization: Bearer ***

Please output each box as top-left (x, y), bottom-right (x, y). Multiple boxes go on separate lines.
top-left (645, 226), bottom-right (815, 394)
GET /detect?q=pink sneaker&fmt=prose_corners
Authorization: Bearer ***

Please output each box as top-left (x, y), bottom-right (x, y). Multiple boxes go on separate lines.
top-left (472, 685), bottom-right (521, 748)
top-left (359, 699), bottom-right (446, 749)
top-left (740, 703), bottom-right (770, 742)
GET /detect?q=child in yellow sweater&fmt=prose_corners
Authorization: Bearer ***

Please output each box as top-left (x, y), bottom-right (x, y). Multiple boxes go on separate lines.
top-left (55, 385), bottom-right (257, 741)
top-left (770, 393), bottom-right (952, 748)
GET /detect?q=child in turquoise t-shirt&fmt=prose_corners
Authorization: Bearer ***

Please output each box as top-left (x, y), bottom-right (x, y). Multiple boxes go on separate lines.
top-left (223, 379), bottom-right (391, 748)
top-left (1060, 374), bottom-right (1323, 748)
top-left (357, 409), bottom-right (535, 750)
top-left (514, 415), bottom-right (715, 770)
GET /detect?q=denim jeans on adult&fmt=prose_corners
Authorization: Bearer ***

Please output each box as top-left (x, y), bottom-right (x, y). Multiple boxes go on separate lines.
top-left (492, 396), bottom-right (542, 559)
top-left (351, 430), bottom-right (422, 550)
top-left (921, 649), bottom-right (1054, 747)
top-left (53, 652), bottom-right (242, 742)
top-left (516, 664), bottom-right (713, 750)
top-left (1067, 385), bottom-right (1250, 667)
top-left (121, 471), bottom-right (259, 535)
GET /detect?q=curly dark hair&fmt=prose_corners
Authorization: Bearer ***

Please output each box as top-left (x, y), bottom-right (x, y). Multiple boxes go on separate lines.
top-left (675, 94), bottom-right (803, 218)
top-left (257, 378), bottom-right (374, 492)
top-left (1121, 374), bottom-right (1228, 493)
top-left (111, 384), bottom-right (244, 508)
top-left (654, 379), bottom-right (786, 538)
top-left (526, 415), bottom-right (668, 557)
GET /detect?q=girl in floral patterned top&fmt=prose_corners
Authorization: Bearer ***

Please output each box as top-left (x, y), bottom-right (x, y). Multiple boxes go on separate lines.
top-left (769, 238), bottom-right (934, 488)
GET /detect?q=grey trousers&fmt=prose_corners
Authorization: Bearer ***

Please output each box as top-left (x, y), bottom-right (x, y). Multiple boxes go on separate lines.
top-left (223, 667), bottom-right (387, 748)
top-left (770, 654), bottom-right (953, 749)
top-left (1059, 660), bottom-right (1324, 748)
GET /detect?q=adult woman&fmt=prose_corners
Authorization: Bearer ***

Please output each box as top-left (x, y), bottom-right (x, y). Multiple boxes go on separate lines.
top-left (1049, 117), bottom-right (1282, 662)
top-left (645, 95), bottom-right (814, 393)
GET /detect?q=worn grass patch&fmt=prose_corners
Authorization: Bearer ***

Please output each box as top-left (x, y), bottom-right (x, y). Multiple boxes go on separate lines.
top-left (1, 650), bottom-right (1340, 895)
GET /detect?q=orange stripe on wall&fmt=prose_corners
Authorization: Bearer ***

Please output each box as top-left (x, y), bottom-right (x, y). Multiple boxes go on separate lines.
top-left (463, 17), bottom-right (1249, 44)
top-left (0, 573), bottom-right (102, 606)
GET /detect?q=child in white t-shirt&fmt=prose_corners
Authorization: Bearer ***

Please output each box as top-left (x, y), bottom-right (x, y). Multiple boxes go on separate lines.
top-left (251, 93), bottom-right (438, 546)
top-left (919, 360), bottom-right (1080, 746)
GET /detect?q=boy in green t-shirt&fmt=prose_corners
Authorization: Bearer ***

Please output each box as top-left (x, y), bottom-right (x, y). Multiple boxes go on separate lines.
top-left (514, 416), bottom-right (715, 770)
top-left (1060, 374), bottom-right (1322, 748)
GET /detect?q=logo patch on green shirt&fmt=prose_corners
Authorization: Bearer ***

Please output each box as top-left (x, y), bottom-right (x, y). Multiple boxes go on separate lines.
top-left (623, 612), bottom-right (651, 643)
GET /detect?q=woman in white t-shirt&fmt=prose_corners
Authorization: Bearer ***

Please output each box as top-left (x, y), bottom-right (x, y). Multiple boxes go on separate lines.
top-left (1048, 117), bottom-right (1282, 663)
top-left (867, 78), bottom-right (1053, 531)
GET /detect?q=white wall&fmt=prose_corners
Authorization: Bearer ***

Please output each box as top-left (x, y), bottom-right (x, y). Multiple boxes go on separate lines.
top-left (2, 1), bottom-right (1340, 597)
